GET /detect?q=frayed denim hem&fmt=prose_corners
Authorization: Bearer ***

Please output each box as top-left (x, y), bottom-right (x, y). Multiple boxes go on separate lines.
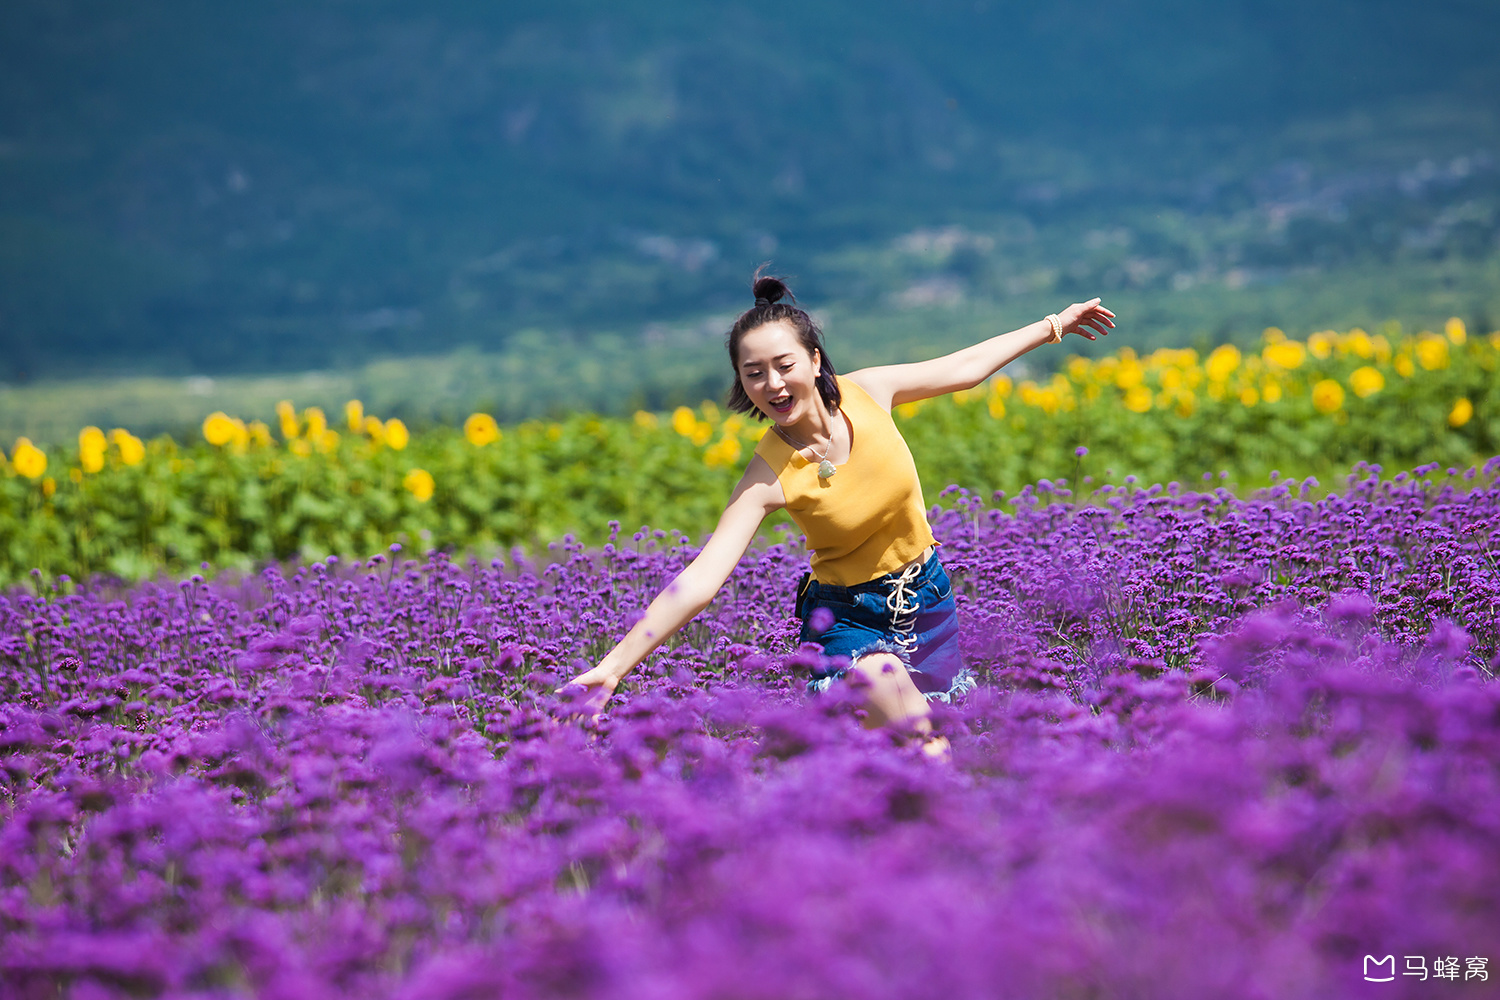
top-left (807, 662), bottom-right (979, 704)
top-left (922, 667), bottom-right (979, 704)
top-left (846, 637), bottom-right (915, 671)
top-left (806, 638), bottom-right (911, 693)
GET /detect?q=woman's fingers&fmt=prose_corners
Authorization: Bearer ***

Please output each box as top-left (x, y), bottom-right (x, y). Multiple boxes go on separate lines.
top-left (1054, 298), bottom-right (1116, 340)
top-left (1070, 301), bottom-right (1115, 317)
top-left (554, 680), bottom-right (613, 722)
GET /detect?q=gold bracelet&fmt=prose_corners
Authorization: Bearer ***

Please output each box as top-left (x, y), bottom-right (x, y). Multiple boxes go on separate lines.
top-left (1045, 314), bottom-right (1063, 343)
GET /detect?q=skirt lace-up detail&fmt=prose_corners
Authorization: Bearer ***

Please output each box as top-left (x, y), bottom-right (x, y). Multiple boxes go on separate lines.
top-left (883, 558), bottom-right (925, 656)
top-left (797, 551), bottom-right (975, 702)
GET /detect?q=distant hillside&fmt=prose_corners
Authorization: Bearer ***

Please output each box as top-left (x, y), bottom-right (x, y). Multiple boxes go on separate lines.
top-left (1, 0), bottom-right (1497, 383)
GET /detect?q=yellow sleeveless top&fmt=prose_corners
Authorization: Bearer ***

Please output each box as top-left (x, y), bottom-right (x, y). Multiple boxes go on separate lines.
top-left (754, 374), bottom-right (937, 586)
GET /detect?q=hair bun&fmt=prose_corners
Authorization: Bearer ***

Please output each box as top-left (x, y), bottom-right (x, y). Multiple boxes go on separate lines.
top-left (751, 267), bottom-right (794, 309)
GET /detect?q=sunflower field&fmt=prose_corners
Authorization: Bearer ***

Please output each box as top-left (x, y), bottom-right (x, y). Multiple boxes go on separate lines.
top-left (0, 321), bottom-right (1494, 586)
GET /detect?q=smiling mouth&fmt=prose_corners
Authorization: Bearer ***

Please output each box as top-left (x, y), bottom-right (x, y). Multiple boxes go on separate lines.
top-left (768, 393), bottom-right (793, 414)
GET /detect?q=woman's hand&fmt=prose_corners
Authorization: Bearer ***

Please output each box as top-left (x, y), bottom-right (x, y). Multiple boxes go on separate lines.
top-left (554, 664), bottom-right (620, 722)
top-left (547, 458), bottom-right (778, 726)
top-left (1058, 298), bottom-right (1116, 341)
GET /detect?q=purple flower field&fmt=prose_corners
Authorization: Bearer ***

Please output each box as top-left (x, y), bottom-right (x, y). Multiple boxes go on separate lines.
top-left (3, 460), bottom-right (1500, 999)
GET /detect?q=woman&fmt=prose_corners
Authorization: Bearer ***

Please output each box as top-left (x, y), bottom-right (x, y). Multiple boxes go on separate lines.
top-left (562, 270), bottom-right (1114, 755)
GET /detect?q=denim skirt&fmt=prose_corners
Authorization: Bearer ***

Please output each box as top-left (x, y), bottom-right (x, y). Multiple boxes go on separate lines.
top-left (795, 550), bottom-right (976, 703)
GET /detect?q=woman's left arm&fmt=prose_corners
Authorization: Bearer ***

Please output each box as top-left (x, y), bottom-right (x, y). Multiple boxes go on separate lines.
top-left (851, 299), bottom-right (1116, 409)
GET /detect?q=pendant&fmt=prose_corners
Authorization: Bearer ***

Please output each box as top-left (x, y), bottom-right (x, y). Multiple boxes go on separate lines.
top-left (817, 459), bottom-right (837, 480)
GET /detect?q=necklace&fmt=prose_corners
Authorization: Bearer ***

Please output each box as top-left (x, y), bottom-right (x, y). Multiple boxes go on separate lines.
top-left (774, 417), bottom-right (839, 480)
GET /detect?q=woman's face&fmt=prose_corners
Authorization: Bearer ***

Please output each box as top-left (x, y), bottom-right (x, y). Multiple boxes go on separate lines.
top-left (736, 320), bottom-right (822, 426)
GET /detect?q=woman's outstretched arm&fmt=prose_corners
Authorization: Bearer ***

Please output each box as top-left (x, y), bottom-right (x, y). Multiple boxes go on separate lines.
top-left (557, 454), bottom-right (784, 716)
top-left (849, 298), bottom-right (1116, 410)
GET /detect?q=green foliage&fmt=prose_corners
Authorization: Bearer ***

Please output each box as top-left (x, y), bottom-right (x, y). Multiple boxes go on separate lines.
top-left (2, 327), bottom-right (1495, 587)
top-left (0, 415), bottom-right (746, 585)
top-left (901, 331), bottom-right (1498, 499)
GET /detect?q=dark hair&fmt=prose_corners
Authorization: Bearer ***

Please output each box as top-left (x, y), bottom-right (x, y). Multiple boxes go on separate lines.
top-left (725, 265), bottom-right (841, 421)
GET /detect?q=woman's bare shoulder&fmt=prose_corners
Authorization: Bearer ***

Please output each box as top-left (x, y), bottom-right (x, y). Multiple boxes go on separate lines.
top-left (734, 452), bottom-right (787, 512)
top-left (837, 369), bottom-right (891, 411)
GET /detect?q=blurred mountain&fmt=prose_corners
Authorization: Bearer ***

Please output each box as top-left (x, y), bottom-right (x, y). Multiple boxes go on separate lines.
top-left (1, 0), bottom-right (1497, 381)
